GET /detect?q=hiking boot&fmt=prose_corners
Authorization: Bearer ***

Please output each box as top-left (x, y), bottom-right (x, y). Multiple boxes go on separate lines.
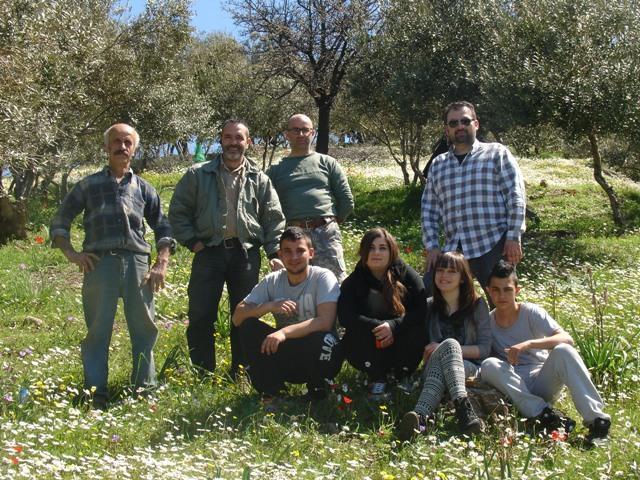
top-left (368, 382), bottom-right (390, 402)
top-left (587, 417), bottom-right (611, 442)
top-left (454, 396), bottom-right (484, 435)
top-left (398, 411), bottom-right (428, 442)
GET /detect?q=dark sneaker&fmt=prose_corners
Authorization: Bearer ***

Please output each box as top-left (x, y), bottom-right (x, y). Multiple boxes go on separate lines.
top-left (454, 397), bottom-right (484, 435)
top-left (398, 411), bottom-right (427, 442)
top-left (304, 383), bottom-right (328, 401)
top-left (368, 382), bottom-right (390, 402)
top-left (531, 407), bottom-right (575, 434)
top-left (587, 417), bottom-right (611, 442)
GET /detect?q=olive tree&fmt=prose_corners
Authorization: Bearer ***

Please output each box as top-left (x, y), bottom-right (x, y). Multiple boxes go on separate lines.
top-left (230, 0), bottom-right (381, 154)
top-left (488, 0), bottom-right (640, 228)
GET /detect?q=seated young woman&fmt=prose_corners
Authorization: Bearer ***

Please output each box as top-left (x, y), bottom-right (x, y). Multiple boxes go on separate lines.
top-left (338, 227), bottom-right (427, 400)
top-left (398, 251), bottom-right (491, 441)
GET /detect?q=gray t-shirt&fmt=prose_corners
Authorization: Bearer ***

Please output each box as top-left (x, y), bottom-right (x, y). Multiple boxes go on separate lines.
top-left (490, 302), bottom-right (561, 367)
top-left (244, 265), bottom-right (340, 329)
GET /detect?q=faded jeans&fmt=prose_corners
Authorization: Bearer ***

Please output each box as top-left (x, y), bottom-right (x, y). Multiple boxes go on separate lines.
top-left (81, 250), bottom-right (157, 397)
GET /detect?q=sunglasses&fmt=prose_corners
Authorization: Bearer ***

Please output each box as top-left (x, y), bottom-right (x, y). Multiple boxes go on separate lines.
top-left (447, 118), bottom-right (475, 128)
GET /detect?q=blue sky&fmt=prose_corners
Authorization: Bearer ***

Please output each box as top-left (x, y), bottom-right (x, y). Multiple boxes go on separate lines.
top-left (125, 0), bottom-right (238, 36)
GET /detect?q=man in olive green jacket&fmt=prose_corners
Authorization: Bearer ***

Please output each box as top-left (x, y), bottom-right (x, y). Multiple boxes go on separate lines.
top-left (169, 120), bottom-right (285, 377)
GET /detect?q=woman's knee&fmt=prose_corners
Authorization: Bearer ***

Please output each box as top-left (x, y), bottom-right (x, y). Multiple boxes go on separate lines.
top-left (432, 338), bottom-right (462, 358)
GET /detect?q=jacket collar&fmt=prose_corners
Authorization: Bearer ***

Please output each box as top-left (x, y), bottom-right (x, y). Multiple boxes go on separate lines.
top-left (202, 154), bottom-right (259, 174)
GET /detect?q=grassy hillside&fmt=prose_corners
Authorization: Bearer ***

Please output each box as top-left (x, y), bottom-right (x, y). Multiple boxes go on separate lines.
top-left (0, 152), bottom-right (639, 479)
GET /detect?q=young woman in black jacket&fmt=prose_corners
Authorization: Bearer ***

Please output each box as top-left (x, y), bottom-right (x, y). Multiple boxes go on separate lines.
top-left (338, 228), bottom-right (427, 400)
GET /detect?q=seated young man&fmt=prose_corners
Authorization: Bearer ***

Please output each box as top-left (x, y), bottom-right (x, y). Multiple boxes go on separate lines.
top-left (232, 226), bottom-right (343, 401)
top-left (481, 260), bottom-right (611, 441)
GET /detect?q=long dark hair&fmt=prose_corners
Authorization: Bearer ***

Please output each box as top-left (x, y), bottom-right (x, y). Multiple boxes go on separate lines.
top-left (358, 228), bottom-right (407, 316)
top-left (432, 251), bottom-right (478, 315)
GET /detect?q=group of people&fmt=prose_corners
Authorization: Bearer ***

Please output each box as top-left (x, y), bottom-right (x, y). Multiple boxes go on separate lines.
top-left (49, 102), bottom-right (610, 443)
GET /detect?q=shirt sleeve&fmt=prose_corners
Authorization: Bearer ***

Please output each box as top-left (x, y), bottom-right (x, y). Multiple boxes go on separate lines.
top-left (388, 265), bottom-right (427, 334)
top-left (316, 269), bottom-right (341, 305)
top-left (257, 174), bottom-right (286, 256)
top-left (421, 174), bottom-right (441, 250)
top-left (327, 157), bottom-right (354, 221)
top-left (141, 180), bottom-right (174, 251)
top-left (244, 274), bottom-right (275, 305)
top-left (50, 180), bottom-right (86, 243)
top-left (498, 147), bottom-right (526, 242)
top-left (472, 298), bottom-right (492, 359)
top-left (337, 274), bottom-right (384, 329)
top-left (527, 304), bottom-right (562, 338)
top-left (168, 168), bottom-right (200, 249)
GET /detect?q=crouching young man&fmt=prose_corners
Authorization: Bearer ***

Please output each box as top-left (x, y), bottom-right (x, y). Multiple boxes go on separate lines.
top-left (481, 260), bottom-right (611, 442)
top-left (232, 227), bottom-right (343, 401)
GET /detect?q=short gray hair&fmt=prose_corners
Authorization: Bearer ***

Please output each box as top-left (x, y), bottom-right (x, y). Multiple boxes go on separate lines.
top-left (103, 124), bottom-right (140, 149)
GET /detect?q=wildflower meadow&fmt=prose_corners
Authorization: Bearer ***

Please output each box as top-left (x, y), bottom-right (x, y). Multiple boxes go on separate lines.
top-left (1, 150), bottom-right (639, 479)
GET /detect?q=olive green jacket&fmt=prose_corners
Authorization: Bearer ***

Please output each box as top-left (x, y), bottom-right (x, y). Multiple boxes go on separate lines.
top-left (169, 155), bottom-right (285, 255)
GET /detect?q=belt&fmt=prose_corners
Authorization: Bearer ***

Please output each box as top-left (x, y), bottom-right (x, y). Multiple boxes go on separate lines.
top-left (288, 216), bottom-right (335, 229)
top-left (92, 248), bottom-right (138, 257)
top-left (219, 238), bottom-right (241, 249)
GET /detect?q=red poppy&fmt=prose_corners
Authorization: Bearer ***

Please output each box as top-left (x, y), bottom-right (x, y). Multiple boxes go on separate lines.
top-left (11, 445), bottom-right (22, 453)
top-left (404, 246), bottom-right (413, 253)
top-left (550, 430), bottom-right (567, 442)
top-left (342, 395), bottom-right (353, 404)
top-left (10, 456), bottom-right (19, 465)
top-left (34, 236), bottom-right (45, 245)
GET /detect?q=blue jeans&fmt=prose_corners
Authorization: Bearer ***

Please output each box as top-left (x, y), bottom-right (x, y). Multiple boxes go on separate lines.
top-left (81, 250), bottom-right (157, 397)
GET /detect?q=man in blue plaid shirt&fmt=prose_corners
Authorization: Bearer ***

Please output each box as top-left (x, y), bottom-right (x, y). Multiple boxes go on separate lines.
top-left (421, 101), bottom-right (526, 295)
top-left (51, 123), bottom-right (175, 409)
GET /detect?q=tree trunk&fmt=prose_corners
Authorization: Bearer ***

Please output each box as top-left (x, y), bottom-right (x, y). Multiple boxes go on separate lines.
top-left (316, 98), bottom-right (332, 154)
top-left (588, 132), bottom-right (624, 229)
top-left (261, 138), bottom-right (270, 170)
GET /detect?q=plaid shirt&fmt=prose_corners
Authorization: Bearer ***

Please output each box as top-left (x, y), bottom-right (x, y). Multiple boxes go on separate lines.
top-left (51, 167), bottom-right (173, 254)
top-left (421, 140), bottom-right (526, 259)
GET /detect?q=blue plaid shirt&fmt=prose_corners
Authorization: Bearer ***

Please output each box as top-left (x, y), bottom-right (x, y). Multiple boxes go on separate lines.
top-left (51, 167), bottom-right (173, 254)
top-left (421, 140), bottom-right (526, 259)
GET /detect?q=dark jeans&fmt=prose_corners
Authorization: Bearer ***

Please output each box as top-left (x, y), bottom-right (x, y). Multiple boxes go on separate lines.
top-left (342, 318), bottom-right (427, 382)
top-left (186, 244), bottom-right (260, 373)
top-left (423, 235), bottom-right (506, 306)
top-left (239, 317), bottom-right (344, 396)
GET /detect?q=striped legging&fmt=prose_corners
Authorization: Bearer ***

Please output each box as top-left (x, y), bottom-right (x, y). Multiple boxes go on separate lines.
top-left (414, 338), bottom-right (479, 417)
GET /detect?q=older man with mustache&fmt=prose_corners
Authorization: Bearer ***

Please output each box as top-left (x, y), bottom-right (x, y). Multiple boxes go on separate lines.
top-left (51, 123), bottom-right (175, 409)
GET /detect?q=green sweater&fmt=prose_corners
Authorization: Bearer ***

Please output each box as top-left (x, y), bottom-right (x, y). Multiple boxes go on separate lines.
top-left (267, 152), bottom-right (354, 221)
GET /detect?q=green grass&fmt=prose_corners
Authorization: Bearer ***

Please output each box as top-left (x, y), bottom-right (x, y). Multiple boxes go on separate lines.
top-left (0, 155), bottom-right (639, 478)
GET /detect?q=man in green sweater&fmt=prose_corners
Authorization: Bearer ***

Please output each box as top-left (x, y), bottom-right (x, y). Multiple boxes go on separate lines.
top-left (267, 114), bottom-right (354, 282)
